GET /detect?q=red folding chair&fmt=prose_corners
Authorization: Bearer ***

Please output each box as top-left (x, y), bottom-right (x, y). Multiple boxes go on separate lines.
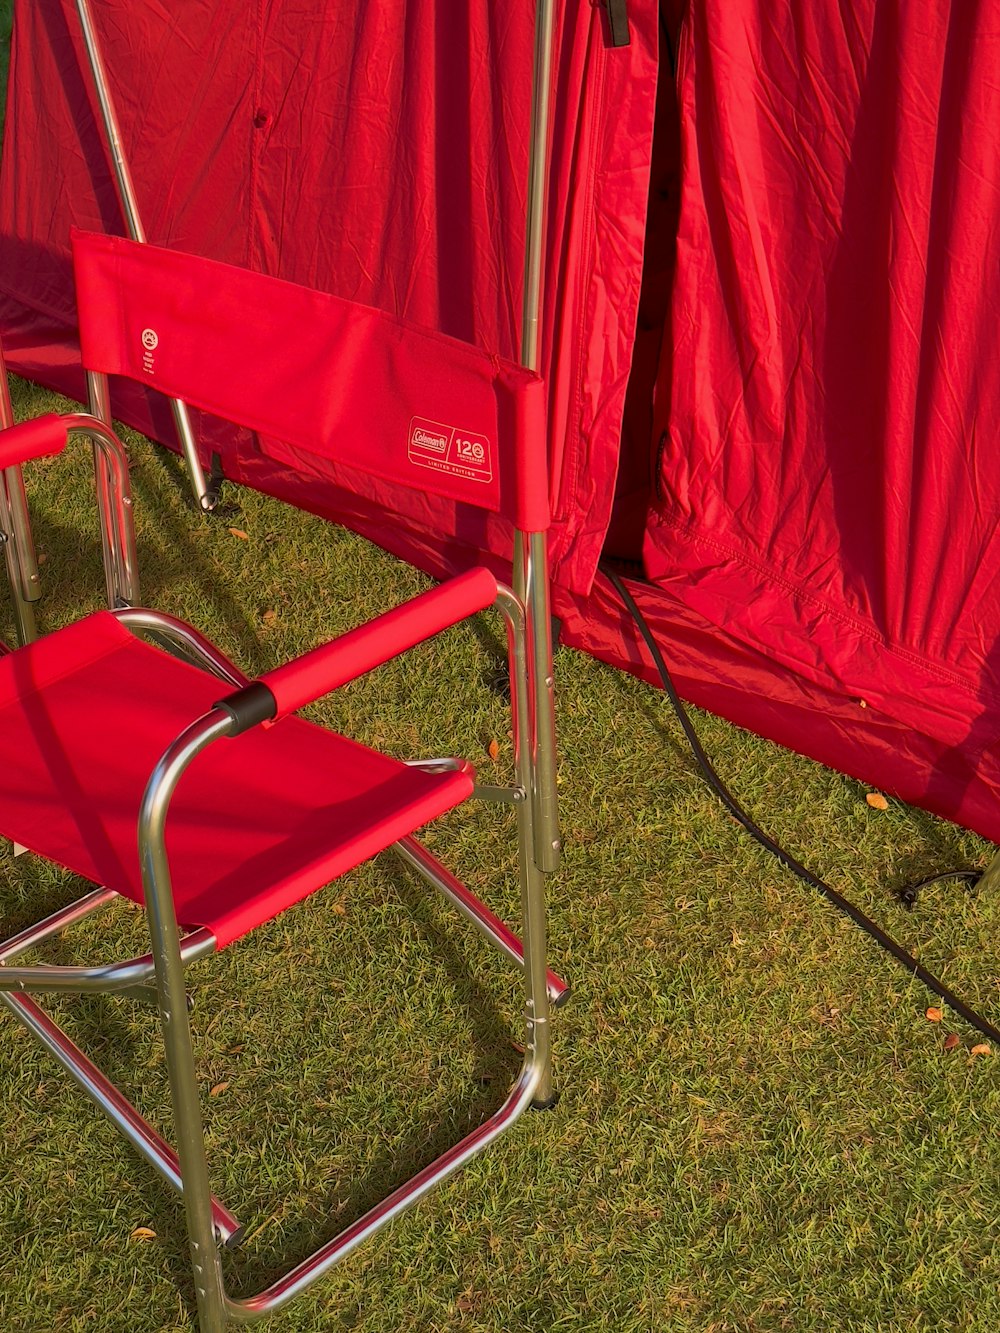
top-left (0, 222), bottom-right (567, 1329)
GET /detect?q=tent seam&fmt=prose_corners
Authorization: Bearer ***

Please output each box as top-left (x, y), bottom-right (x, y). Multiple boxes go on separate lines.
top-left (653, 508), bottom-right (1000, 705)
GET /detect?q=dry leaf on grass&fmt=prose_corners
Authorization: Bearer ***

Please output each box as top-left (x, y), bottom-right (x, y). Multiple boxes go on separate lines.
top-left (925, 1007), bottom-right (943, 1023)
top-left (971, 1043), bottom-right (992, 1057)
top-left (209, 1081), bottom-right (230, 1097)
top-left (866, 792), bottom-right (889, 810)
top-left (130, 1226), bottom-right (156, 1241)
top-left (487, 738), bottom-right (500, 761)
top-left (228, 527), bottom-right (249, 540)
top-left (943, 1033), bottom-right (961, 1052)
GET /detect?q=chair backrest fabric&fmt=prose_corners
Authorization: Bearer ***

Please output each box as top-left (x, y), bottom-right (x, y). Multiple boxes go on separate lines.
top-left (71, 229), bottom-right (549, 532)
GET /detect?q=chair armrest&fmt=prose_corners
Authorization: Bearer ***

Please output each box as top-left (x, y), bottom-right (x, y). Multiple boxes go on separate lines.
top-left (0, 415), bottom-right (69, 470)
top-left (216, 566), bottom-right (499, 732)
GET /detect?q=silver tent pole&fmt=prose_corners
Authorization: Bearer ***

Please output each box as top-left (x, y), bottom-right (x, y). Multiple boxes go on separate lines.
top-left (517, 0), bottom-right (561, 875)
top-left (73, 0), bottom-right (215, 512)
top-left (0, 336), bottom-right (40, 644)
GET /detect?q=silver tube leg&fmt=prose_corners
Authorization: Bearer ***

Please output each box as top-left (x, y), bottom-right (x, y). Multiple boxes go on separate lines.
top-left (86, 372), bottom-right (123, 607)
top-left (0, 474), bottom-right (37, 645)
top-left (169, 398), bottom-right (215, 512)
top-left (140, 714), bottom-right (234, 1331)
top-left (976, 849), bottom-right (1000, 895)
top-left (500, 588), bottom-right (554, 1108)
top-left (73, 389), bottom-right (141, 608)
top-left (392, 835), bottom-right (569, 1007)
top-left (226, 1069), bottom-right (541, 1322)
top-left (0, 886), bottom-right (118, 963)
top-left (5, 467), bottom-right (43, 606)
top-left (517, 820), bottom-right (553, 1108)
top-left (516, 0), bottom-right (561, 876)
top-left (515, 530), bottom-right (561, 873)
top-left (0, 340), bottom-right (40, 643)
top-left (4, 465), bottom-right (41, 597)
top-left (73, 0), bottom-right (213, 512)
top-left (0, 886), bottom-right (242, 1244)
top-left (0, 991), bottom-right (243, 1247)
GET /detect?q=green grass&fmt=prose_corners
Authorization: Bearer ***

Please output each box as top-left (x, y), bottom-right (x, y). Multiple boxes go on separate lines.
top-left (3, 12), bottom-right (1000, 1331)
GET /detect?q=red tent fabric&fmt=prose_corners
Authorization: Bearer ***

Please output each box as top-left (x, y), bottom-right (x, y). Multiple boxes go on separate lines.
top-left (0, 0), bottom-right (654, 591)
top-left (635, 2), bottom-right (1000, 840)
top-left (3, 1), bottom-right (1000, 842)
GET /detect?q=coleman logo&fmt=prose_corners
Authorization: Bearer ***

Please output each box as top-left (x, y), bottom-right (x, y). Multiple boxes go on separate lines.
top-left (408, 416), bottom-right (493, 485)
top-left (411, 426), bottom-right (448, 453)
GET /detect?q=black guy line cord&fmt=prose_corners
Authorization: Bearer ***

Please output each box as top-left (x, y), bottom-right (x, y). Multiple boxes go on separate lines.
top-left (602, 564), bottom-right (999, 1045)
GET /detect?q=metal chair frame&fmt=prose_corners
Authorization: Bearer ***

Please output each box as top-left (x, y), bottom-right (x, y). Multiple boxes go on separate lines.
top-left (0, 3), bottom-right (564, 1325)
top-left (0, 417), bottom-right (567, 1330)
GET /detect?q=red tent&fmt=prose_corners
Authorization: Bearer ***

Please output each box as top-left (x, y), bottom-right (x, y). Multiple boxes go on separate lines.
top-left (3, 2), bottom-right (1000, 840)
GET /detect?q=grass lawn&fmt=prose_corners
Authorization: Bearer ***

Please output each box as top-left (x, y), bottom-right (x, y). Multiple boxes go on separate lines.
top-left (2, 12), bottom-right (1000, 1333)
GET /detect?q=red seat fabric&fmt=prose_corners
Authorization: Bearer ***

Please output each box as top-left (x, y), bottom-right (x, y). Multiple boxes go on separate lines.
top-left (0, 613), bottom-right (473, 948)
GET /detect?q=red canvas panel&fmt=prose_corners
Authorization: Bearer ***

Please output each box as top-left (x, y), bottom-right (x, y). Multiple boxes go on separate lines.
top-left (262, 567), bottom-right (499, 719)
top-left (0, 413), bottom-right (68, 468)
top-left (0, 612), bottom-right (473, 949)
top-left (72, 231), bottom-right (549, 531)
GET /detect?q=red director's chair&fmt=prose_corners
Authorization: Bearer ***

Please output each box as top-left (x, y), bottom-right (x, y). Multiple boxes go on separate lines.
top-left (0, 228), bottom-right (567, 1331)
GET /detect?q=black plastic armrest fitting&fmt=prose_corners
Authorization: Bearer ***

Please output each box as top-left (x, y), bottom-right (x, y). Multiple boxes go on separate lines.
top-left (215, 681), bottom-right (278, 735)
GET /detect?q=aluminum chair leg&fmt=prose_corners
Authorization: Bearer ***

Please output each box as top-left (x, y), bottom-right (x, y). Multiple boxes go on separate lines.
top-left (0, 341), bottom-right (41, 644)
top-left (0, 991), bottom-right (243, 1247)
top-left (514, 530), bottom-right (562, 876)
top-left (514, 719), bottom-right (554, 1109)
top-left (392, 834), bottom-right (570, 1007)
top-left (140, 714), bottom-right (232, 1332)
top-left (499, 584), bottom-right (555, 1108)
top-left (0, 885), bottom-right (243, 1246)
top-left (975, 849), bottom-right (1000, 895)
top-left (0, 472), bottom-right (39, 645)
top-left (224, 1064), bottom-right (546, 1322)
top-left (225, 793), bottom-right (556, 1319)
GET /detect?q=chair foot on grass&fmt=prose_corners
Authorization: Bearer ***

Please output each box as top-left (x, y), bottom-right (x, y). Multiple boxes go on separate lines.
top-left (531, 1092), bottom-right (560, 1112)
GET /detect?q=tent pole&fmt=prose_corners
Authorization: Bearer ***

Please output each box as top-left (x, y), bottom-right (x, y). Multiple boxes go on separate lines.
top-left (73, 0), bottom-right (215, 513)
top-left (521, 1), bottom-right (554, 375)
top-left (517, 0), bottom-right (561, 876)
top-left (0, 336), bottom-right (39, 644)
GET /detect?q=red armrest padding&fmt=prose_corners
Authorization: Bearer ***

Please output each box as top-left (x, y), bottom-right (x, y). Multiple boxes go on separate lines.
top-left (0, 414), bottom-right (69, 470)
top-left (261, 566), bottom-right (499, 718)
